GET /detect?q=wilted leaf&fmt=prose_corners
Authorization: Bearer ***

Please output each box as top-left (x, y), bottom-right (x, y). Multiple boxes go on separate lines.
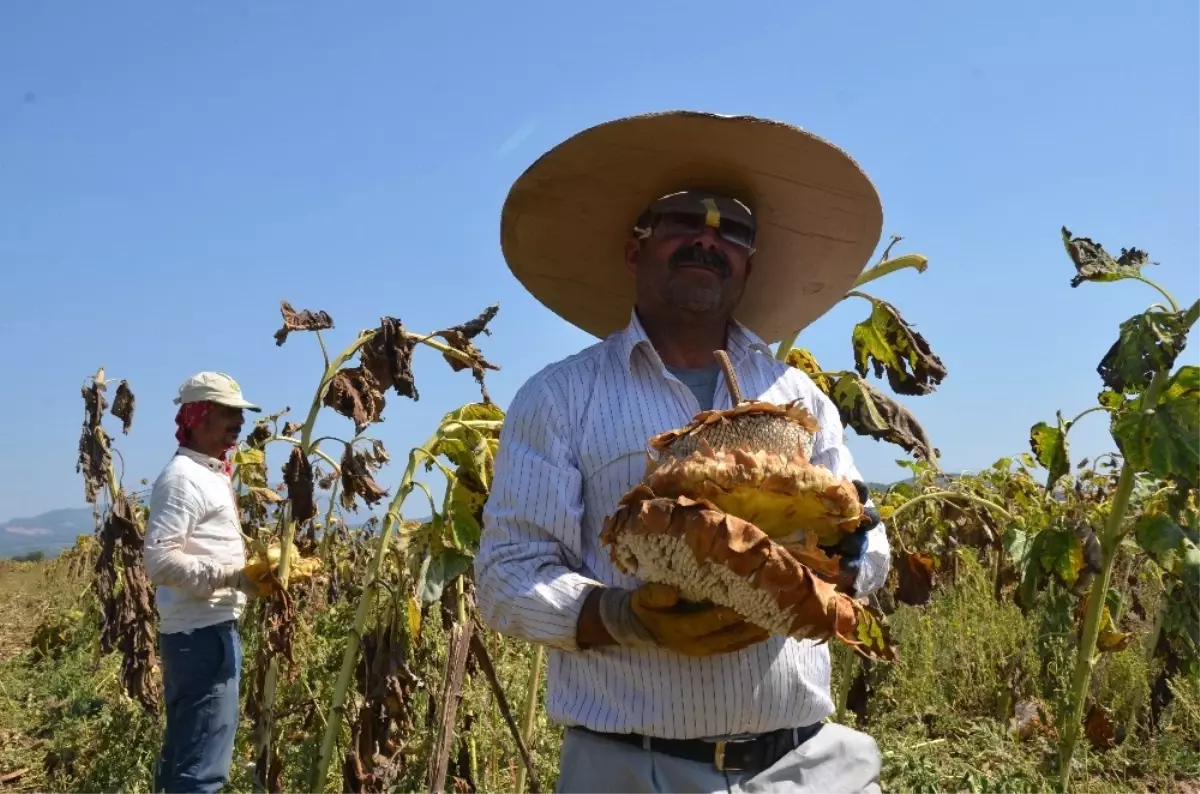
top-left (783, 347), bottom-right (832, 396)
top-left (323, 366), bottom-right (386, 434)
top-left (111, 381), bottom-right (136, 434)
top-left (282, 421), bottom-right (302, 438)
top-left (245, 422), bottom-right (272, 449)
top-left (361, 317), bottom-right (419, 400)
top-left (76, 379), bottom-right (111, 504)
top-left (1084, 704), bottom-right (1117, 749)
top-left (274, 300), bottom-right (334, 346)
top-left (284, 447), bottom-right (316, 524)
top-left (448, 469), bottom-right (487, 550)
top-left (1027, 524), bottom-right (1101, 595)
top-left (249, 486), bottom-right (283, 504)
top-left (1111, 365), bottom-right (1199, 487)
top-left (830, 375), bottom-right (938, 461)
top-left (407, 597), bottom-right (422, 640)
top-left (232, 447), bottom-right (269, 490)
top-left (851, 295), bottom-right (947, 396)
top-left (433, 305), bottom-right (502, 402)
top-left (1098, 309), bottom-right (1190, 395)
top-left (1030, 415), bottom-right (1070, 487)
top-left (339, 444), bottom-right (389, 512)
top-left (1062, 226), bottom-right (1153, 288)
top-left (895, 550), bottom-right (937, 606)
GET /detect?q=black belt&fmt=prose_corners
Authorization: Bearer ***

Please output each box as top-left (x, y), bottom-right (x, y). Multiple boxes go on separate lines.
top-left (577, 722), bottom-right (823, 772)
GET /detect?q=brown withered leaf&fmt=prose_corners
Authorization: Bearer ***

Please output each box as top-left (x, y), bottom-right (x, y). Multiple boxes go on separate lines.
top-left (446, 303), bottom-right (499, 340)
top-left (317, 469), bottom-right (338, 490)
top-left (361, 317), bottom-right (419, 400)
top-left (274, 299), bottom-right (334, 346)
top-left (245, 422), bottom-right (272, 449)
top-left (1009, 698), bottom-right (1047, 741)
top-left (284, 446), bottom-right (316, 524)
top-left (896, 550), bottom-right (937, 606)
top-left (1085, 704), bottom-right (1117, 750)
top-left (111, 381), bottom-right (136, 434)
top-left (282, 421), bottom-right (302, 438)
top-left (339, 445), bottom-right (389, 512)
top-left (77, 379), bottom-right (111, 504)
top-left (830, 375), bottom-right (939, 462)
top-left (433, 305), bottom-right (502, 403)
top-left (324, 367), bottom-right (386, 434)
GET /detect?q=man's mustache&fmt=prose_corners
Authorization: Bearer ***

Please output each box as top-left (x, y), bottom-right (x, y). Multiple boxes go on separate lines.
top-left (669, 245), bottom-right (731, 278)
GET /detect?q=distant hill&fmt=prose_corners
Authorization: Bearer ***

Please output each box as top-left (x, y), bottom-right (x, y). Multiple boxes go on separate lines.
top-left (0, 507), bottom-right (95, 559)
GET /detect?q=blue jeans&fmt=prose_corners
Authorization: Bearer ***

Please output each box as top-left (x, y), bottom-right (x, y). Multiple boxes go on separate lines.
top-left (154, 620), bottom-right (242, 793)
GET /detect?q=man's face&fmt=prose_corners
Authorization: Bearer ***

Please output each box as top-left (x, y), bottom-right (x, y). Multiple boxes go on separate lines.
top-left (624, 194), bottom-right (755, 322)
top-left (193, 403), bottom-right (246, 452)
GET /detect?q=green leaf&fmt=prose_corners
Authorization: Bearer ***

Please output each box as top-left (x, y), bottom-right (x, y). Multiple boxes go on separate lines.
top-left (1029, 415), bottom-right (1070, 487)
top-left (1098, 390), bottom-right (1125, 411)
top-left (418, 547), bottom-right (473, 606)
top-left (1062, 226), bottom-right (1153, 288)
top-left (830, 375), bottom-right (938, 461)
top-left (1003, 525), bottom-right (1031, 568)
top-left (1136, 512), bottom-right (1200, 589)
top-left (1111, 365), bottom-right (1200, 487)
top-left (448, 476), bottom-right (486, 550)
top-left (1097, 308), bottom-right (1190, 394)
top-left (783, 347), bottom-right (832, 396)
top-left (851, 296), bottom-right (947, 396)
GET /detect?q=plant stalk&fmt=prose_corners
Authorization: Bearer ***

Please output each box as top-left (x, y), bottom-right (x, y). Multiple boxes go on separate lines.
top-left (1057, 366), bottom-right (1172, 791)
top-left (515, 644), bottom-right (545, 793)
top-left (888, 490), bottom-right (1015, 524)
top-left (309, 449), bottom-right (425, 792)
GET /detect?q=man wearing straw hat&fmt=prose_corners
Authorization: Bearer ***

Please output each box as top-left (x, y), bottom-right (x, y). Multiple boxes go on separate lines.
top-left (476, 111), bottom-right (891, 793)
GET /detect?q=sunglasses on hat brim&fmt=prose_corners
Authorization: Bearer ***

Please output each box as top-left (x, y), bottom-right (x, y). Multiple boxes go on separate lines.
top-left (633, 194), bottom-right (757, 253)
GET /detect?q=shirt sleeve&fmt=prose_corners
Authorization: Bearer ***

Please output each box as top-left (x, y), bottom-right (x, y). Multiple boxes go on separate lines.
top-left (473, 376), bottom-right (604, 652)
top-left (805, 379), bottom-right (892, 598)
top-left (143, 474), bottom-right (235, 598)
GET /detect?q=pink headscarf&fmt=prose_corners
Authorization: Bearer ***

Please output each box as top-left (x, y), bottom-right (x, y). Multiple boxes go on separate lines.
top-left (174, 401), bottom-right (234, 475)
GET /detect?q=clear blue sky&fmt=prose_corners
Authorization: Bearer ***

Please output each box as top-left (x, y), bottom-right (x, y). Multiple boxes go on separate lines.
top-left (1, 1), bottom-right (1197, 521)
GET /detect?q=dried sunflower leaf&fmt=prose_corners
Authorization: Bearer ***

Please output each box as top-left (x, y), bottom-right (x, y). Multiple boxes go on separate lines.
top-left (274, 299), bottom-right (334, 346)
top-left (361, 317), bottom-right (419, 400)
top-left (284, 446), bottom-right (316, 524)
top-left (896, 550), bottom-right (937, 606)
top-left (323, 367), bottom-right (386, 434)
top-left (76, 379), bottom-right (111, 504)
top-left (339, 445), bottom-right (389, 512)
top-left (851, 296), bottom-right (947, 396)
top-left (111, 381), bottom-right (136, 435)
top-left (830, 375), bottom-right (938, 462)
top-left (1062, 226), bottom-right (1153, 288)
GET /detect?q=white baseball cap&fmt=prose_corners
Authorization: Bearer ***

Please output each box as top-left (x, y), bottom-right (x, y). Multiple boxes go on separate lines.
top-left (173, 371), bottom-right (261, 412)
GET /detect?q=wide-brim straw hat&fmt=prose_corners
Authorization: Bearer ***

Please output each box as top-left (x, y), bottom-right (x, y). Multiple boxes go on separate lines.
top-left (499, 110), bottom-right (884, 345)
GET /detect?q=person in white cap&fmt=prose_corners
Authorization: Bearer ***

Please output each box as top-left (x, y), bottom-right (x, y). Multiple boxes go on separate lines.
top-left (476, 111), bottom-right (891, 793)
top-left (144, 371), bottom-right (274, 794)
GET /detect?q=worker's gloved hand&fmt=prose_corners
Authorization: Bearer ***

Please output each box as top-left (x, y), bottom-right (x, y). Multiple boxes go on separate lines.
top-left (221, 551), bottom-right (322, 599)
top-left (818, 480), bottom-right (881, 595)
top-left (597, 583), bottom-right (769, 657)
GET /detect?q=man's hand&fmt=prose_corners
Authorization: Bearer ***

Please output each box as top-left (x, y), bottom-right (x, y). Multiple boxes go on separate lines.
top-left (631, 584), bottom-right (769, 656)
top-left (577, 583), bottom-right (768, 656)
top-left (819, 480), bottom-right (881, 595)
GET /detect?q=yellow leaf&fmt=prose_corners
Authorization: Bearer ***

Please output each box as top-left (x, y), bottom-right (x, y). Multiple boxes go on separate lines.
top-left (407, 596), bottom-right (422, 639)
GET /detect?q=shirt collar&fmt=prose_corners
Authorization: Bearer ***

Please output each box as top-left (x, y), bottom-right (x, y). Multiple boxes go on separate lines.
top-left (616, 307), bottom-right (775, 375)
top-left (176, 445), bottom-right (229, 474)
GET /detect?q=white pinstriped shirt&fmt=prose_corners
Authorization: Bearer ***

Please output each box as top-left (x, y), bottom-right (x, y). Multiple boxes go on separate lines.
top-left (474, 310), bottom-right (890, 739)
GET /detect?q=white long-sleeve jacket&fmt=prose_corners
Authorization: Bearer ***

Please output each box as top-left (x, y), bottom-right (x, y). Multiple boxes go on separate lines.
top-left (143, 446), bottom-right (246, 634)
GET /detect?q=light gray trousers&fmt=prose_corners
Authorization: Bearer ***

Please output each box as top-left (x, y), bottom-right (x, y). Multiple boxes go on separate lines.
top-left (554, 722), bottom-right (883, 794)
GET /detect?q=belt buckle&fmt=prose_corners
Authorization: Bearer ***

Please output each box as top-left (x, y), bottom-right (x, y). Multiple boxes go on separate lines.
top-left (712, 739), bottom-right (749, 772)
